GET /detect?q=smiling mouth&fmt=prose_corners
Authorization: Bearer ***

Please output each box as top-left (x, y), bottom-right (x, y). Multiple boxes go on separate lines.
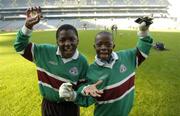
top-left (64, 50), bottom-right (73, 53)
top-left (64, 48), bottom-right (73, 51)
top-left (100, 53), bottom-right (109, 57)
top-left (100, 52), bottom-right (109, 55)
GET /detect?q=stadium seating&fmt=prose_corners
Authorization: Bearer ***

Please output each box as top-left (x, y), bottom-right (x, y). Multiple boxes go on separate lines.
top-left (0, 0), bottom-right (177, 31)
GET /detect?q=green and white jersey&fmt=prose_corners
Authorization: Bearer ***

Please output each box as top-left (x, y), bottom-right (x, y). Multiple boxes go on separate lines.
top-left (14, 26), bottom-right (88, 102)
top-left (75, 35), bottom-right (153, 116)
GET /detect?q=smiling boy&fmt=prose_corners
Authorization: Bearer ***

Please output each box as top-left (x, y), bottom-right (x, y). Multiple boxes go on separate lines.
top-left (14, 7), bottom-right (88, 116)
top-left (59, 17), bottom-right (153, 116)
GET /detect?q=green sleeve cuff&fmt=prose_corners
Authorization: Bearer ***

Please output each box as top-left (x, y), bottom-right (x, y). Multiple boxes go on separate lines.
top-left (74, 93), bottom-right (95, 107)
top-left (21, 25), bottom-right (33, 36)
top-left (137, 36), bottom-right (153, 57)
top-left (18, 30), bottom-right (31, 39)
top-left (14, 30), bottom-right (31, 53)
top-left (76, 84), bottom-right (87, 95)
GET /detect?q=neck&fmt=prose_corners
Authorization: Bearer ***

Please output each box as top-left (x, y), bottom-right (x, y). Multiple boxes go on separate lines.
top-left (99, 55), bottom-right (113, 64)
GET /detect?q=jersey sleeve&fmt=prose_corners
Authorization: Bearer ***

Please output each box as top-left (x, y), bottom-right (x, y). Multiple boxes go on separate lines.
top-left (14, 27), bottom-right (42, 64)
top-left (76, 64), bottom-right (104, 102)
top-left (136, 34), bottom-right (153, 66)
top-left (74, 93), bottom-right (96, 107)
top-left (73, 55), bottom-right (89, 91)
top-left (121, 33), bottom-right (153, 69)
top-left (78, 56), bottom-right (89, 84)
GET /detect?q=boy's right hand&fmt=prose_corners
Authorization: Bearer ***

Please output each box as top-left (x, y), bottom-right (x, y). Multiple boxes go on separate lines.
top-left (59, 82), bottom-right (77, 101)
top-left (135, 16), bottom-right (153, 31)
top-left (25, 6), bottom-right (43, 29)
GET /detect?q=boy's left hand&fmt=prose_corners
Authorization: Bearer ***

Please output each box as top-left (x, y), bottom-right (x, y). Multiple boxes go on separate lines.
top-left (83, 80), bottom-right (103, 97)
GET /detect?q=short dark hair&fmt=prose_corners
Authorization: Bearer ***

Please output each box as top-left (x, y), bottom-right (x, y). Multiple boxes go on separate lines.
top-left (96, 31), bottom-right (112, 36)
top-left (95, 31), bottom-right (113, 41)
top-left (56, 24), bottom-right (78, 39)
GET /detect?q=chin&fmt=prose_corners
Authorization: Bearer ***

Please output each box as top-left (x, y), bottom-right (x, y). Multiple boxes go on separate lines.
top-left (101, 58), bottom-right (109, 61)
top-left (64, 54), bottom-right (73, 58)
top-left (99, 55), bottom-right (109, 61)
top-left (62, 52), bottom-right (74, 58)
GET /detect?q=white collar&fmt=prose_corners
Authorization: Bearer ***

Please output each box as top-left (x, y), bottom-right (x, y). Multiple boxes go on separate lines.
top-left (56, 47), bottom-right (79, 63)
top-left (95, 51), bottom-right (119, 69)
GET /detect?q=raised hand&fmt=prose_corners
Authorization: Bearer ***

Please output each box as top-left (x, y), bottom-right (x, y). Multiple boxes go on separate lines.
top-left (25, 6), bottom-right (43, 29)
top-left (135, 16), bottom-right (153, 31)
top-left (83, 80), bottom-right (103, 97)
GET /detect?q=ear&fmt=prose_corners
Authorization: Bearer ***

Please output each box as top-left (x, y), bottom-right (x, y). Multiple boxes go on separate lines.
top-left (56, 39), bottom-right (59, 45)
top-left (77, 38), bottom-right (79, 44)
top-left (93, 44), bottom-right (96, 49)
top-left (113, 44), bottom-right (115, 49)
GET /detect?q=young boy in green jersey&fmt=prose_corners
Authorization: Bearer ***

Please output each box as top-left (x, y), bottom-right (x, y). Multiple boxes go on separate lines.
top-left (14, 7), bottom-right (88, 116)
top-left (59, 17), bottom-right (153, 116)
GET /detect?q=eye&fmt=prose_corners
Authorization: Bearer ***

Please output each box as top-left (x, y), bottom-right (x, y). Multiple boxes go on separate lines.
top-left (96, 43), bottom-right (112, 48)
top-left (106, 44), bottom-right (113, 47)
top-left (96, 43), bottom-right (101, 47)
top-left (58, 37), bottom-right (66, 43)
top-left (70, 37), bottom-right (76, 42)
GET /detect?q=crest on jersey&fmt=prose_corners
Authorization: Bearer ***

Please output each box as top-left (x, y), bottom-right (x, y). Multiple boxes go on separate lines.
top-left (120, 64), bottom-right (127, 73)
top-left (69, 67), bottom-right (78, 76)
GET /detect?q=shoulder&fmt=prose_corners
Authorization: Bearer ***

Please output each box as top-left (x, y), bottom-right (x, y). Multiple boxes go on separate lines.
top-left (35, 44), bottom-right (56, 50)
top-left (116, 48), bottom-right (137, 56)
top-left (34, 44), bottom-right (57, 54)
top-left (78, 53), bottom-right (88, 64)
top-left (88, 63), bottom-right (100, 72)
top-left (36, 44), bottom-right (56, 48)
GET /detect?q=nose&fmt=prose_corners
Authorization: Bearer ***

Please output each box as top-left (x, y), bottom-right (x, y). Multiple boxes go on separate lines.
top-left (64, 40), bottom-right (71, 46)
top-left (100, 45), bottom-right (107, 51)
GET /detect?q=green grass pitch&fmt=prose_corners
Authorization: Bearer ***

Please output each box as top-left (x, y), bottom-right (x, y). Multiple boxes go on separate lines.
top-left (0, 30), bottom-right (180, 116)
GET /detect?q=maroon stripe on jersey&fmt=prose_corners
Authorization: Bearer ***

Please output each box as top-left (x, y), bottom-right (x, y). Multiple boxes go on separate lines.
top-left (37, 70), bottom-right (65, 89)
top-left (137, 48), bottom-right (145, 66)
top-left (22, 43), bottom-right (33, 61)
top-left (96, 76), bottom-right (135, 101)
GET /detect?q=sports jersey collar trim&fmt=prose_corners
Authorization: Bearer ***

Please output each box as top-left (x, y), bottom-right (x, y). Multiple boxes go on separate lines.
top-left (95, 51), bottom-right (119, 68)
top-left (56, 47), bottom-right (79, 63)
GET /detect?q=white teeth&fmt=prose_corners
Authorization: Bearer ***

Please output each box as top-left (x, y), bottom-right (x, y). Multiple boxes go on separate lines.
top-left (100, 53), bottom-right (108, 54)
top-left (65, 50), bottom-right (72, 52)
top-left (65, 48), bottom-right (72, 50)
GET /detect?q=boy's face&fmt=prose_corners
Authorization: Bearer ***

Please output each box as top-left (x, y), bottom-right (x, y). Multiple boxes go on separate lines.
top-left (94, 34), bottom-right (115, 61)
top-left (57, 29), bottom-right (78, 58)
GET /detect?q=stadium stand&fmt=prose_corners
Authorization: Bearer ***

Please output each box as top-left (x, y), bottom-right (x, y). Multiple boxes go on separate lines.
top-left (0, 0), bottom-right (178, 31)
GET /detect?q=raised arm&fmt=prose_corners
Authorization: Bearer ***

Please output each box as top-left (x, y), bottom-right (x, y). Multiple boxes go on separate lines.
top-left (132, 16), bottom-right (154, 67)
top-left (14, 6), bottom-right (42, 62)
